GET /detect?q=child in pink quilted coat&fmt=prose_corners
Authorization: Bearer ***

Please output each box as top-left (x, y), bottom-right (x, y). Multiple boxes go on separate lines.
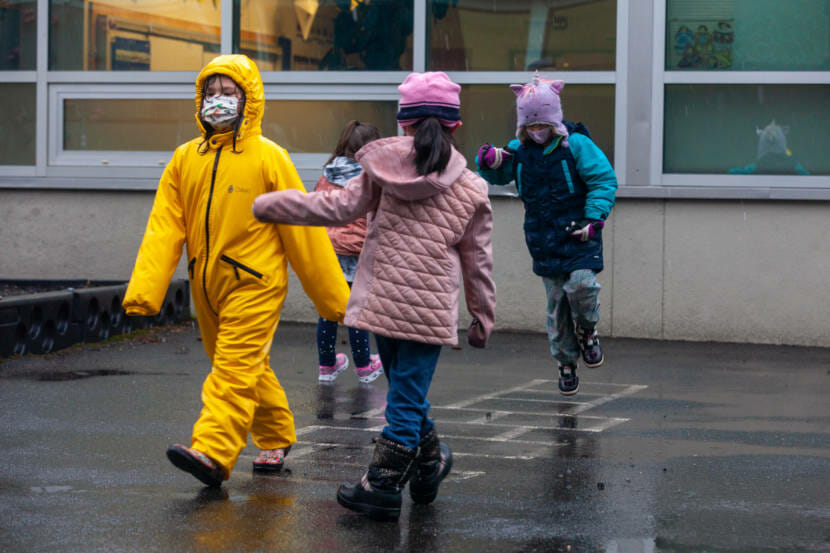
top-left (253, 71), bottom-right (496, 521)
top-left (315, 120), bottom-right (384, 385)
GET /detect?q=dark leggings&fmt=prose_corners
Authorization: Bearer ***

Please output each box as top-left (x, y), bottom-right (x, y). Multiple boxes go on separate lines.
top-left (317, 318), bottom-right (371, 368)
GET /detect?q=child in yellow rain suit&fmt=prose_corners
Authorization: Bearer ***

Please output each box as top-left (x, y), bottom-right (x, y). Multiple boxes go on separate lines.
top-left (122, 54), bottom-right (350, 487)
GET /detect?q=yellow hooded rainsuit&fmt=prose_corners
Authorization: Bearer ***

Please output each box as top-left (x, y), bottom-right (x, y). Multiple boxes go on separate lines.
top-left (122, 55), bottom-right (350, 478)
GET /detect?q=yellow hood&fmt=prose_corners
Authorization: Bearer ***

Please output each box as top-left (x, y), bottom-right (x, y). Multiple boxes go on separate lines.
top-left (194, 54), bottom-right (264, 142)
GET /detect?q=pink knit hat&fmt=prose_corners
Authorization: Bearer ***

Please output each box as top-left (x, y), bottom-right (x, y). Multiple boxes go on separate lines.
top-left (396, 71), bottom-right (462, 129)
top-left (510, 72), bottom-right (569, 146)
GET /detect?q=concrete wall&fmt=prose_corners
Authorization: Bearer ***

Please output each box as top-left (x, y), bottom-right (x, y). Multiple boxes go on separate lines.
top-left (1, 190), bottom-right (828, 347)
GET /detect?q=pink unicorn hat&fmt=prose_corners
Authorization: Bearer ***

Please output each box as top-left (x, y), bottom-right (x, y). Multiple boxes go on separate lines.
top-left (510, 72), bottom-right (569, 146)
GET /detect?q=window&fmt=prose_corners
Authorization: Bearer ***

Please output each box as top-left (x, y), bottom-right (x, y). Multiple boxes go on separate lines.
top-left (49, 84), bottom-right (400, 183)
top-left (238, 0), bottom-right (414, 71)
top-left (49, 0), bottom-right (220, 70)
top-left (664, 85), bottom-right (830, 176)
top-left (0, 0), bottom-right (36, 70)
top-left (0, 84), bottom-right (35, 165)
top-left (261, 100), bottom-right (398, 152)
top-left (666, 0), bottom-right (830, 71)
top-left (428, 0), bottom-right (616, 71)
top-left (64, 98), bottom-right (195, 152)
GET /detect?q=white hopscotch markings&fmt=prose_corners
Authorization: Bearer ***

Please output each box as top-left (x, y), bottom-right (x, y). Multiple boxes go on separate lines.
top-left (287, 378), bottom-right (647, 468)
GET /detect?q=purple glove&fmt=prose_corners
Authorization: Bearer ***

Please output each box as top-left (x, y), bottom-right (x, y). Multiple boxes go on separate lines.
top-left (467, 317), bottom-right (487, 348)
top-left (477, 144), bottom-right (512, 170)
top-left (565, 219), bottom-right (604, 242)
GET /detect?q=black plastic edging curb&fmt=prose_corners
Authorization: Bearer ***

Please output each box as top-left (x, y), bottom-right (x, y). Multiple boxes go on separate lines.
top-left (0, 279), bottom-right (190, 359)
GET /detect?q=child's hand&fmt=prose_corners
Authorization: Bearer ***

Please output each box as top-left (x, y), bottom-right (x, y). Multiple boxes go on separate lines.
top-left (477, 144), bottom-right (512, 170)
top-left (565, 219), bottom-right (604, 242)
top-left (467, 317), bottom-right (487, 348)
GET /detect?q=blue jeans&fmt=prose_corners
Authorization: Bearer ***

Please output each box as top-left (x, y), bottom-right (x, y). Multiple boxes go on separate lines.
top-left (317, 318), bottom-right (371, 368)
top-left (374, 334), bottom-right (442, 449)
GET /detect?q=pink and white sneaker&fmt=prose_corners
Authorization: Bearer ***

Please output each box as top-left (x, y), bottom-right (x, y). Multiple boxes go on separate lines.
top-left (355, 354), bottom-right (384, 384)
top-left (319, 352), bottom-right (349, 382)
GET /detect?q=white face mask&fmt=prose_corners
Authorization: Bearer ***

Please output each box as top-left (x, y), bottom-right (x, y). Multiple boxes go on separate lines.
top-left (527, 127), bottom-right (552, 144)
top-left (201, 95), bottom-right (239, 130)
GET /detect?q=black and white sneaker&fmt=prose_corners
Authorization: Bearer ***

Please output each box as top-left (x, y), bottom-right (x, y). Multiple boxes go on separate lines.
top-left (577, 327), bottom-right (604, 368)
top-left (558, 363), bottom-right (579, 396)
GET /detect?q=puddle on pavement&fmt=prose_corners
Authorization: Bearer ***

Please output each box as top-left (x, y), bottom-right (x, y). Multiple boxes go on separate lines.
top-left (1, 368), bottom-right (190, 381)
top-left (35, 369), bottom-right (137, 381)
top-left (31, 485), bottom-right (74, 494)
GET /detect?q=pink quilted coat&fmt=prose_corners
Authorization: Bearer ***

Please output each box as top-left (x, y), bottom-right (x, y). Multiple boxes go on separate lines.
top-left (253, 136), bottom-right (496, 347)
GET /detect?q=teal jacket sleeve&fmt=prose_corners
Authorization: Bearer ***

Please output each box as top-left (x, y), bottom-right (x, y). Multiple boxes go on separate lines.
top-left (476, 139), bottom-right (521, 186)
top-left (569, 133), bottom-right (617, 220)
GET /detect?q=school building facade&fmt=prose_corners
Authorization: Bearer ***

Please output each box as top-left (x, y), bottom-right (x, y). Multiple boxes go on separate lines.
top-left (1, 0), bottom-right (829, 347)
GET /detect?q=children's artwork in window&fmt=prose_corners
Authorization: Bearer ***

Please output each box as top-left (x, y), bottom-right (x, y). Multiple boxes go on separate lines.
top-left (668, 19), bottom-right (734, 70)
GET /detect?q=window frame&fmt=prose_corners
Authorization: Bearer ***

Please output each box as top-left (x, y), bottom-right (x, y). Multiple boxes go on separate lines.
top-left (650, 0), bottom-right (830, 190)
top-left (49, 84), bottom-right (192, 172)
top-left (45, 83), bottom-right (402, 188)
top-left (13, 0), bottom-right (828, 198)
top-left (0, 0), bottom-right (626, 192)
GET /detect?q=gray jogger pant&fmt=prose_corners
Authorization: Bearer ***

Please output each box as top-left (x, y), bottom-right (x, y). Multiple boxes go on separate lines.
top-left (542, 270), bottom-right (601, 366)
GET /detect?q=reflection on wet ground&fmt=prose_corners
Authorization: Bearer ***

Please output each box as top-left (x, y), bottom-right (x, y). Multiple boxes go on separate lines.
top-left (1, 324), bottom-right (828, 552)
top-left (315, 381), bottom-right (388, 422)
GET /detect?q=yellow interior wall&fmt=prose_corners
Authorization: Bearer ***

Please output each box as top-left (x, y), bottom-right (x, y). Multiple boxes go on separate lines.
top-left (89, 0), bottom-right (220, 26)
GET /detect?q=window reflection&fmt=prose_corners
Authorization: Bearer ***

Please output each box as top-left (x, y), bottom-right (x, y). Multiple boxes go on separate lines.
top-left (238, 0), bottom-right (413, 71)
top-left (62, 98), bottom-right (398, 154)
top-left (0, 1), bottom-right (36, 70)
top-left (49, 0), bottom-right (220, 70)
top-left (261, 100), bottom-right (398, 151)
top-left (664, 85), bottom-right (830, 175)
top-left (0, 84), bottom-right (35, 165)
top-left (666, 0), bottom-right (830, 71)
top-left (455, 84), bottom-right (615, 170)
top-left (428, 0), bottom-right (616, 71)
top-left (64, 99), bottom-right (194, 151)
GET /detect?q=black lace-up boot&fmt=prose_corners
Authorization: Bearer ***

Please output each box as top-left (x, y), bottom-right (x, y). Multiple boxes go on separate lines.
top-left (577, 326), bottom-right (604, 367)
top-left (409, 429), bottom-right (453, 504)
top-left (336, 435), bottom-right (416, 521)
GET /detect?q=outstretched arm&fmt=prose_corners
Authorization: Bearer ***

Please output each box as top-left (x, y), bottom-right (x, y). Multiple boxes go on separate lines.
top-left (476, 139), bottom-right (520, 186)
top-left (253, 170), bottom-right (380, 226)
top-left (257, 147), bottom-right (353, 322)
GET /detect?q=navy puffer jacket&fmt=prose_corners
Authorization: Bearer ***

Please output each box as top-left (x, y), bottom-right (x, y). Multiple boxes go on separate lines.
top-left (478, 121), bottom-right (617, 277)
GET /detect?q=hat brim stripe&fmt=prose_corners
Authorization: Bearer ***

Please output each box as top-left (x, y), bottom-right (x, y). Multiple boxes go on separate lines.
top-left (396, 105), bottom-right (461, 122)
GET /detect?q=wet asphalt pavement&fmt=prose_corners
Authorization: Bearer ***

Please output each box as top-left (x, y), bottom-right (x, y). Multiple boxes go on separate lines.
top-left (1, 322), bottom-right (828, 553)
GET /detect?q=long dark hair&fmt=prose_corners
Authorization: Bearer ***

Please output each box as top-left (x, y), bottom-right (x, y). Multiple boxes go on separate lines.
top-left (325, 120), bottom-right (382, 165)
top-left (412, 117), bottom-right (455, 176)
top-left (197, 74), bottom-right (246, 155)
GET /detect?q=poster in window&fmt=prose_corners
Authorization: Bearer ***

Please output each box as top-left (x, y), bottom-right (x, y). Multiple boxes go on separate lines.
top-left (668, 19), bottom-right (734, 69)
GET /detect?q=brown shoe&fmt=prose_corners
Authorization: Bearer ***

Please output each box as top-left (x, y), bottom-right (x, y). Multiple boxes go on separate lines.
top-left (166, 444), bottom-right (225, 487)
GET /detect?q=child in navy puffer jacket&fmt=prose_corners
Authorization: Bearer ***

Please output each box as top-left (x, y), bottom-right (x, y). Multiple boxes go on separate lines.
top-left (477, 73), bottom-right (617, 396)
